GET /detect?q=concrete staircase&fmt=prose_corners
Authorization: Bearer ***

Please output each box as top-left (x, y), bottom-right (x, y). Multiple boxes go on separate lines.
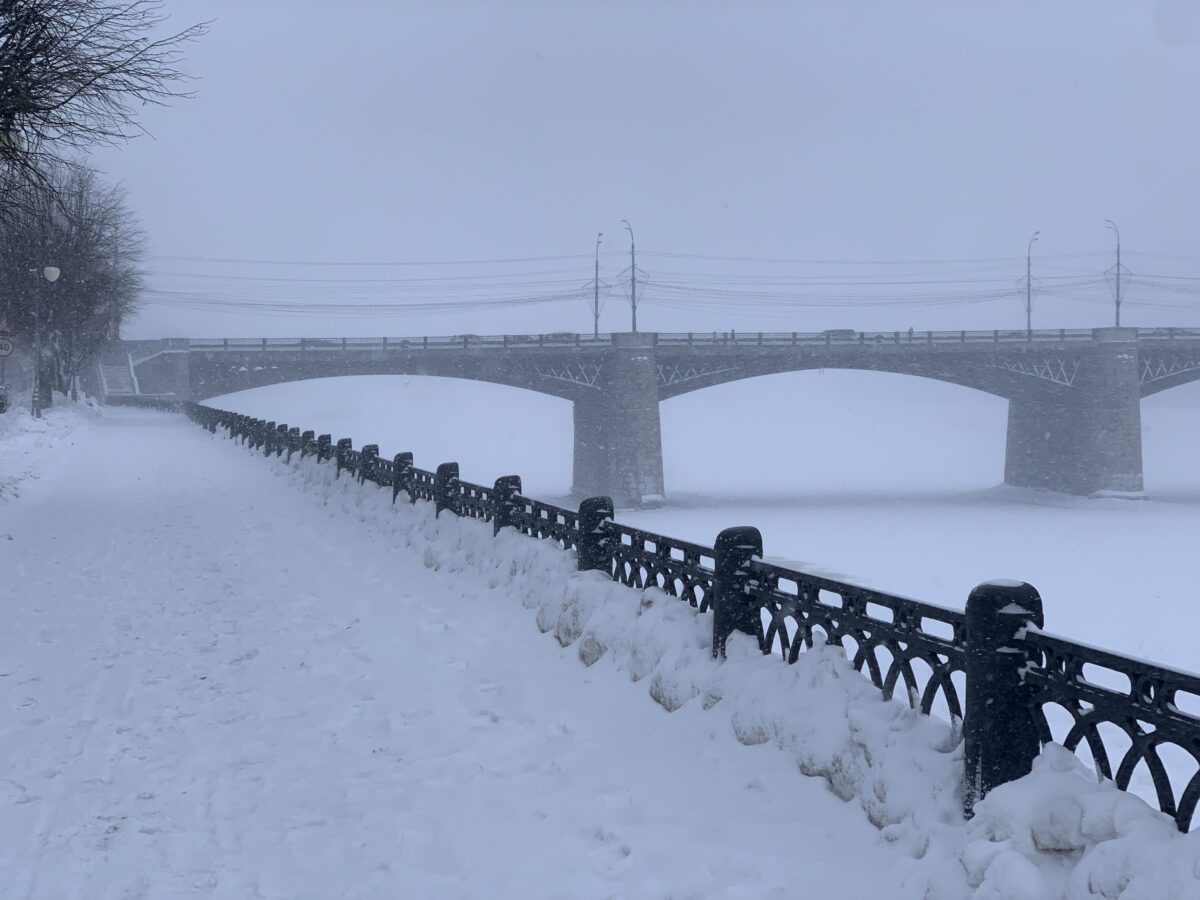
top-left (99, 363), bottom-right (135, 396)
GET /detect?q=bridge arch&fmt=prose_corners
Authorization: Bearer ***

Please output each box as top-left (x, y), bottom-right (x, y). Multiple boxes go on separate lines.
top-left (1139, 364), bottom-right (1200, 398)
top-left (188, 349), bottom-right (593, 403)
top-left (655, 352), bottom-right (1078, 402)
top-left (205, 374), bottom-right (576, 493)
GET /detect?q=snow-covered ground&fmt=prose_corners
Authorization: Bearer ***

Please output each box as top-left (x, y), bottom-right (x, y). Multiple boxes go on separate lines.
top-left (5, 405), bottom-right (1199, 897)
top-left (211, 373), bottom-right (1200, 671)
top-left (1, 408), bottom-right (905, 899)
top-left (0, 396), bottom-right (101, 504)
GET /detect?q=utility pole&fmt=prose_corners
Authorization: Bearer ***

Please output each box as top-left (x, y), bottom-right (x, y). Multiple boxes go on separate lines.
top-left (1025, 230), bottom-right (1039, 338)
top-left (1106, 219), bottom-right (1122, 327)
top-left (622, 219), bottom-right (637, 332)
top-left (593, 232), bottom-right (602, 337)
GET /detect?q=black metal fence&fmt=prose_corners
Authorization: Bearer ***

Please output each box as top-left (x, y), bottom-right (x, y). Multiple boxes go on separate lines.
top-left (184, 402), bottom-right (1200, 831)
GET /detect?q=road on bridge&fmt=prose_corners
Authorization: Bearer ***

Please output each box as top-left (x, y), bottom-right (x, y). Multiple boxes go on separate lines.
top-left (0, 409), bottom-right (903, 899)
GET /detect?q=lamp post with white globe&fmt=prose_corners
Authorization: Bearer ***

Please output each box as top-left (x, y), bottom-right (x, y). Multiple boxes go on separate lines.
top-left (32, 265), bottom-right (61, 418)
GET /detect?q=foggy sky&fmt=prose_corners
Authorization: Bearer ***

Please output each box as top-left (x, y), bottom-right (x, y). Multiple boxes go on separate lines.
top-left (90, 1), bottom-right (1200, 338)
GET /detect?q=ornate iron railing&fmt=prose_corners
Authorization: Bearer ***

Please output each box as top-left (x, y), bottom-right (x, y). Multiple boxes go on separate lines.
top-left (183, 402), bottom-right (1200, 831)
top-left (607, 522), bottom-right (715, 612)
top-left (1023, 630), bottom-right (1200, 832)
top-left (454, 479), bottom-right (495, 520)
top-left (509, 496), bottom-right (580, 551)
top-left (750, 560), bottom-right (966, 719)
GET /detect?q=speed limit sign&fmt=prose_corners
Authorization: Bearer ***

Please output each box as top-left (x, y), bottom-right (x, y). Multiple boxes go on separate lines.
top-left (0, 334), bottom-right (13, 358)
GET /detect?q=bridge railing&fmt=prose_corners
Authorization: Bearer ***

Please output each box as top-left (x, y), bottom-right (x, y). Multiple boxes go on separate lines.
top-left (1137, 327), bottom-right (1200, 340)
top-left (187, 333), bottom-right (621, 352)
top-left (656, 328), bottom-right (1099, 346)
top-left (184, 402), bottom-right (1200, 832)
top-left (181, 327), bottom-right (1176, 353)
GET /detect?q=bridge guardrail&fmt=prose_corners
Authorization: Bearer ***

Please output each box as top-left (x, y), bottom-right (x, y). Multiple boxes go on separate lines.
top-left (184, 401), bottom-right (1200, 832)
top-left (184, 327), bottom-right (1198, 353)
top-left (655, 328), bottom-right (1101, 346)
top-left (1138, 327), bottom-right (1200, 340)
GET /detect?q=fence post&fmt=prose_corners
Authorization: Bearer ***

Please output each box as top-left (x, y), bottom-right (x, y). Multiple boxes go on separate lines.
top-left (712, 526), bottom-right (763, 659)
top-left (286, 427), bottom-right (300, 462)
top-left (299, 430), bottom-right (314, 459)
top-left (577, 496), bottom-right (614, 571)
top-left (335, 438), bottom-right (353, 478)
top-left (275, 424), bottom-right (288, 456)
top-left (963, 580), bottom-right (1044, 818)
top-left (390, 452), bottom-right (414, 503)
top-left (492, 475), bottom-right (523, 536)
top-left (359, 444), bottom-right (379, 484)
top-left (316, 434), bottom-right (332, 463)
top-left (434, 462), bottom-right (459, 517)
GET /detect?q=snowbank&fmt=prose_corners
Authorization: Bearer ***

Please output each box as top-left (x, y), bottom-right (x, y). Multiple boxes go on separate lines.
top-left (0, 395), bottom-right (100, 502)
top-left (239, 436), bottom-right (1200, 899)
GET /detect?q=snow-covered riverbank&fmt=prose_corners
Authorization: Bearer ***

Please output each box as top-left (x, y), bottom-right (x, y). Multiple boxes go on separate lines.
top-left (5, 406), bottom-right (1198, 898)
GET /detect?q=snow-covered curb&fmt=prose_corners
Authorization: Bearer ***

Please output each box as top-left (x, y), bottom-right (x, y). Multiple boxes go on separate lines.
top-left (233, 437), bottom-right (1200, 899)
top-left (0, 397), bottom-right (100, 502)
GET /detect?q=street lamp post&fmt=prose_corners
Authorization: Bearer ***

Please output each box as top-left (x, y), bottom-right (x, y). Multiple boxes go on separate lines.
top-left (1025, 231), bottom-right (1039, 338)
top-left (32, 265), bottom-right (61, 418)
top-left (1105, 219), bottom-right (1121, 327)
top-left (621, 219), bottom-right (637, 332)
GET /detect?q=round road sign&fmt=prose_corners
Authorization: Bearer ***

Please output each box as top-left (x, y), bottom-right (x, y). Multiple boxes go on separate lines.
top-left (0, 336), bottom-right (13, 358)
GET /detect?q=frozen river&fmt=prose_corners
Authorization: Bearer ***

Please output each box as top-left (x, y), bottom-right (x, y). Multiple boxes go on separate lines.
top-left (212, 371), bottom-right (1200, 671)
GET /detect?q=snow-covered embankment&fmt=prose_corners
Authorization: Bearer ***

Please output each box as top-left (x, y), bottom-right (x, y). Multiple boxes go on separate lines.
top-left (273, 431), bottom-right (1200, 900)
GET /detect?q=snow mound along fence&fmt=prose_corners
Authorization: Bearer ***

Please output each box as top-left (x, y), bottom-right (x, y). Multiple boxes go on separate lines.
top-left (185, 405), bottom-right (1200, 835)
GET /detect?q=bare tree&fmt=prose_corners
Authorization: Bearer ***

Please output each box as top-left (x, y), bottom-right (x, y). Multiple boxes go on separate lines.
top-left (0, 161), bottom-right (144, 407)
top-left (0, 0), bottom-right (207, 176)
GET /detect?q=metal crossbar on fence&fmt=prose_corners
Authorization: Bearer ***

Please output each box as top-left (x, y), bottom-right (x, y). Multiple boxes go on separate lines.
top-left (183, 401), bottom-right (1200, 831)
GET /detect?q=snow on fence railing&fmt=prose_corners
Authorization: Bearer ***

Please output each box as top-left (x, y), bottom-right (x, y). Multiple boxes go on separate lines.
top-left (184, 401), bottom-right (1200, 831)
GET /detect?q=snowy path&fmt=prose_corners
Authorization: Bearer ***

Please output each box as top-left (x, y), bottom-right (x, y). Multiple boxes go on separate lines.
top-left (1, 410), bottom-right (905, 899)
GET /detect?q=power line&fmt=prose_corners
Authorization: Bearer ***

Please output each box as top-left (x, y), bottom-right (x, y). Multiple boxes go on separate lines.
top-left (640, 250), bottom-right (1114, 265)
top-left (148, 252), bottom-right (625, 267)
top-left (143, 286), bottom-right (592, 316)
top-left (144, 266), bottom-right (593, 284)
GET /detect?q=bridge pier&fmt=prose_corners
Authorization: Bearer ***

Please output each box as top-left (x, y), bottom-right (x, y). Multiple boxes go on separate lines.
top-left (571, 333), bottom-right (665, 506)
top-left (1004, 329), bottom-right (1143, 495)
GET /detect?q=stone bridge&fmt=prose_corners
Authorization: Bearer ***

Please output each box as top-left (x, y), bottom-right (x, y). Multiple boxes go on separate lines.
top-left (102, 327), bottom-right (1200, 504)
